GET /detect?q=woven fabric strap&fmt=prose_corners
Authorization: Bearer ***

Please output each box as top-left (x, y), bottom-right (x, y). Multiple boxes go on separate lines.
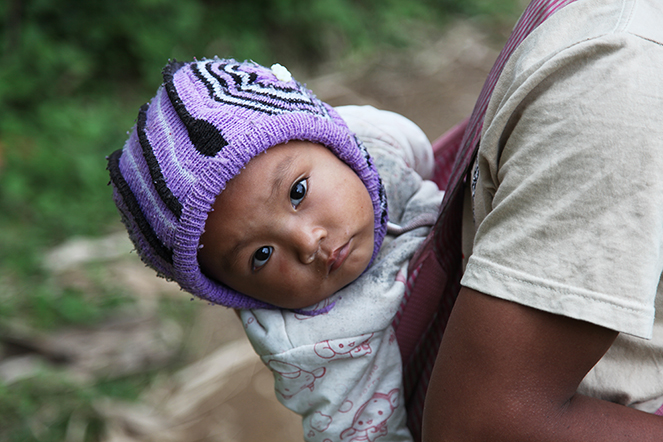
top-left (395, 1), bottom-right (579, 439)
top-left (656, 404), bottom-right (663, 416)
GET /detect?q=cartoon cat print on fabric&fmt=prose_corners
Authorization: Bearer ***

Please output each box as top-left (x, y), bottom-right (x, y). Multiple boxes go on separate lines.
top-left (267, 360), bottom-right (326, 400)
top-left (314, 333), bottom-right (374, 360)
top-left (340, 389), bottom-right (400, 442)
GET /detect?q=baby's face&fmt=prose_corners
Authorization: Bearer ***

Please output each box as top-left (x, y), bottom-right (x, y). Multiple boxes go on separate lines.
top-left (198, 140), bottom-right (375, 309)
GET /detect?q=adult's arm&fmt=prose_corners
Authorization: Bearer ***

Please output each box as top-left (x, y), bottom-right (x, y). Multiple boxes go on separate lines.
top-left (422, 286), bottom-right (663, 441)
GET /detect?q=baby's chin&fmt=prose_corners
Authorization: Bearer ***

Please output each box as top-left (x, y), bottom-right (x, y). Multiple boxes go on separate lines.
top-left (249, 281), bottom-right (347, 311)
top-left (279, 269), bottom-right (373, 309)
top-left (261, 289), bottom-right (337, 311)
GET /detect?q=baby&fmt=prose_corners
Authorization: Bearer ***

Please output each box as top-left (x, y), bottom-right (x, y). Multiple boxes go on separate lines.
top-left (107, 58), bottom-right (443, 441)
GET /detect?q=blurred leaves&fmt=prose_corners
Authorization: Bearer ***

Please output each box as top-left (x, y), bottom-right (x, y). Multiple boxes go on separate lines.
top-left (0, 0), bottom-right (520, 276)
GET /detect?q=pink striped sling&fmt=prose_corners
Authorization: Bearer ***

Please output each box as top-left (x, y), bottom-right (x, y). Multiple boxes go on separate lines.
top-left (392, 1), bottom-right (580, 439)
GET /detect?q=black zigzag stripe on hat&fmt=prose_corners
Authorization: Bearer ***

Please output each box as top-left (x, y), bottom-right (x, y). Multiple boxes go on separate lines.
top-left (163, 61), bottom-right (230, 157)
top-left (136, 103), bottom-right (184, 219)
top-left (107, 149), bottom-right (174, 265)
top-left (192, 60), bottom-right (331, 117)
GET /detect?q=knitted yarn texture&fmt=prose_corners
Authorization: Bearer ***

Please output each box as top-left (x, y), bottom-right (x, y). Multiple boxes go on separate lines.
top-left (107, 58), bottom-right (388, 310)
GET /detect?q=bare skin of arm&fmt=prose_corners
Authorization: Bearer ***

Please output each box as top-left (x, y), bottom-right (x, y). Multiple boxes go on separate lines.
top-left (422, 286), bottom-right (663, 442)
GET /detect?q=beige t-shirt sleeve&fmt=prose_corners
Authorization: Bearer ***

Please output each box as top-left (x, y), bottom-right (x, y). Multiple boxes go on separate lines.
top-left (462, 6), bottom-right (663, 339)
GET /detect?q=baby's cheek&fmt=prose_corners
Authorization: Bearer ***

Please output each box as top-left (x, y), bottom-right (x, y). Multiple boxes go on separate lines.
top-left (277, 260), bottom-right (291, 278)
top-left (276, 259), bottom-right (302, 290)
top-left (271, 261), bottom-right (325, 308)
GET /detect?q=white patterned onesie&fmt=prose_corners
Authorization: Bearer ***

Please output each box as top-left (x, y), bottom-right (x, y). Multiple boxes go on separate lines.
top-left (240, 105), bottom-right (443, 442)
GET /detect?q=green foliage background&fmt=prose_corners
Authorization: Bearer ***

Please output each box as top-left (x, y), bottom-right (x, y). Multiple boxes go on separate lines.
top-left (0, 0), bottom-right (521, 440)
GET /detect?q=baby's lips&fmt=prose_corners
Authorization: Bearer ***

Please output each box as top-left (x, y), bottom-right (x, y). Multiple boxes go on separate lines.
top-left (328, 240), bottom-right (351, 273)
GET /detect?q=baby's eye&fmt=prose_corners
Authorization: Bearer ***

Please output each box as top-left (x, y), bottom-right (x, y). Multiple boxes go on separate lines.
top-left (252, 246), bottom-right (273, 270)
top-left (290, 178), bottom-right (307, 208)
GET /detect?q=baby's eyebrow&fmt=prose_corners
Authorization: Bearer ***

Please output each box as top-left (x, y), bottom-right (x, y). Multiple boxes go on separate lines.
top-left (270, 153), bottom-right (296, 200)
top-left (226, 240), bottom-right (245, 270)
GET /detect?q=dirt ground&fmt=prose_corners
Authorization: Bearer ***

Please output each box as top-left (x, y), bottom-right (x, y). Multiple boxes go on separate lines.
top-left (88, 21), bottom-right (505, 442)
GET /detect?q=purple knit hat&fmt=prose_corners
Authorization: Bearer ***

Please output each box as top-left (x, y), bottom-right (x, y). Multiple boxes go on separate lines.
top-left (107, 58), bottom-right (388, 310)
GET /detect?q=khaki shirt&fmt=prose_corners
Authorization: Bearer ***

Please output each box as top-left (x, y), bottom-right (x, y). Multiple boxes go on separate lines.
top-left (462, 0), bottom-right (663, 412)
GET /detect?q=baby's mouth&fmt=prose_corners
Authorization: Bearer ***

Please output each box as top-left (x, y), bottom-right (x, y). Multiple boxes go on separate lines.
top-left (328, 239), bottom-right (352, 274)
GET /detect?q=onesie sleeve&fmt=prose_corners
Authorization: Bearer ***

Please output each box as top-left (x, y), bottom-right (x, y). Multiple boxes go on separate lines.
top-left (335, 105), bottom-right (434, 180)
top-left (463, 32), bottom-right (663, 339)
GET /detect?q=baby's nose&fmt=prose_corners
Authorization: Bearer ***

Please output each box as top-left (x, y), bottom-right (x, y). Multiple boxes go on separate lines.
top-left (294, 226), bottom-right (326, 264)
